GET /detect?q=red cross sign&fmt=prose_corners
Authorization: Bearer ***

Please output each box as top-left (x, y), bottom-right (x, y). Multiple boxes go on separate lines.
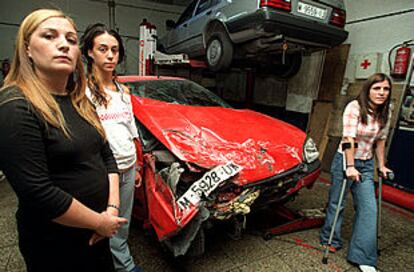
top-left (360, 59), bottom-right (371, 69)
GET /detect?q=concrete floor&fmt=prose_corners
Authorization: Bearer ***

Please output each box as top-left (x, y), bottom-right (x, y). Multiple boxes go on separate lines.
top-left (0, 174), bottom-right (413, 272)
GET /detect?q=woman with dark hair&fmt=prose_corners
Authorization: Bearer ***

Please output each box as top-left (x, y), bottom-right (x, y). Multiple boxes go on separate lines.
top-left (320, 73), bottom-right (393, 272)
top-left (80, 23), bottom-right (142, 272)
top-left (0, 9), bottom-right (127, 272)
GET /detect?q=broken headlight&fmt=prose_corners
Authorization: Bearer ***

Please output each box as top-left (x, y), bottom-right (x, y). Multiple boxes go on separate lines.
top-left (303, 137), bottom-right (319, 163)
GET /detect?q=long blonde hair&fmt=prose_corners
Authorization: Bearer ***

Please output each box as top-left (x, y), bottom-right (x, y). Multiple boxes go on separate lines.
top-left (3, 9), bottom-right (105, 138)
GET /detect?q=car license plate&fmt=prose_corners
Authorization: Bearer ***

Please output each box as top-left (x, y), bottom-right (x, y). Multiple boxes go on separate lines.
top-left (177, 162), bottom-right (242, 210)
top-left (297, 2), bottom-right (326, 19)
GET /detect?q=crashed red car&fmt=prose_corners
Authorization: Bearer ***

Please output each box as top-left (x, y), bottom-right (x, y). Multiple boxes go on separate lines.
top-left (118, 75), bottom-right (321, 256)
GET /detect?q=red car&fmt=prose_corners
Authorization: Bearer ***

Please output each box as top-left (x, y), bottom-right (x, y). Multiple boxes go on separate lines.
top-left (119, 75), bottom-right (321, 256)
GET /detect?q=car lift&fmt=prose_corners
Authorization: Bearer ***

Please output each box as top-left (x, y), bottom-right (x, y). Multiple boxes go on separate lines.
top-left (260, 206), bottom-right (325, 240)
top-left (138, 19), bottom-right (207, 76)
top-left (138, 19), bottom-right (326, 239)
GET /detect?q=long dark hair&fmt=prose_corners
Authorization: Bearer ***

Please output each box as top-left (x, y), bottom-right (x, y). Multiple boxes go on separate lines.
top-left (80, 23), bottom-right (125, 107)
top-left (357, 73), bottom-right (392, 128)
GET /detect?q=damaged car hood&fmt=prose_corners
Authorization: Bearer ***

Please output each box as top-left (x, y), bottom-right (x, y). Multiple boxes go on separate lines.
top-left (132, 96), bottom-right (306, 186)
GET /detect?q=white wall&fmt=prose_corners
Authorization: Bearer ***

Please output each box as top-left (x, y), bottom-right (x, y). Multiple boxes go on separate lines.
top-left (343, 0), bottom-right (414, 84)
top-left (0, 0), bottom-right (185, 75)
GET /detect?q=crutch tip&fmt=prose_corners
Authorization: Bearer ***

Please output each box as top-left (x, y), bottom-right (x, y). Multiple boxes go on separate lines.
top-left (322, 257), bottom-right (328, 264)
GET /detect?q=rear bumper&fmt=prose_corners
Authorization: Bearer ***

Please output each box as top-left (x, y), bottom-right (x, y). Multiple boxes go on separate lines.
top-left (226, 8), bottom-right (348, 48)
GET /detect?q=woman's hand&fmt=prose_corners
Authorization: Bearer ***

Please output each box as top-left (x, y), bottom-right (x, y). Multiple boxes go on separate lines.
top-left (346, 166), bottom-right (361, 182)
top-left (135, 170), bottom-right (142, 188)
top-left (89, 233), bottom-right (104, 246)
top-left (106, 206), bottom-right (119, 217)
top-left (95, 211), bottom-right (127, 238)
top-left (89, 211), bottom-right (126, 246)
top-left (378, 166), bottom-right (392, 180)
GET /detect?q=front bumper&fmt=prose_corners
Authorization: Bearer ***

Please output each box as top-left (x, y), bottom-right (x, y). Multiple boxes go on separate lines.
top-left (142, 157), bottom-right (321, 240)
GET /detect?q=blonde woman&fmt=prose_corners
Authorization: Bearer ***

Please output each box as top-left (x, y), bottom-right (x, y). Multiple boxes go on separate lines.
top-left (0, 9), bottom-right (127, 272)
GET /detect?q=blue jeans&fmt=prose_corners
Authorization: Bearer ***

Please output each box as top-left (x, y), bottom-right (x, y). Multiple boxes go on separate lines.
top-left (111, 165), bottom-right (136, 272)
top-left (320, 152), bottom-right (378, 266)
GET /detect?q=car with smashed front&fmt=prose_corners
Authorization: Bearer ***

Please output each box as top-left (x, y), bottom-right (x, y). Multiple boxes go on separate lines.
top-left (158, 0), bottom-right (348, 77)
top-left (119, 75), bottom-right (321, 256)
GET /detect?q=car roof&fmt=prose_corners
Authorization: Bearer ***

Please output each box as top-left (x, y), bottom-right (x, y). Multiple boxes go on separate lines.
top-left (117, 75), bottom-right (185, 82)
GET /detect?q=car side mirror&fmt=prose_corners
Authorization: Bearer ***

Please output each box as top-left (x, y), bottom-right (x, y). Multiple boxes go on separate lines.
top-left (166, 19), bottom-right (176, 30)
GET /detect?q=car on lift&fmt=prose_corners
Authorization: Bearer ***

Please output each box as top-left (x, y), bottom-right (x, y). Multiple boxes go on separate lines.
top-left (158, 0), bottom-right (348, 77)
top-left (119, 75), bottom-right (321, 256)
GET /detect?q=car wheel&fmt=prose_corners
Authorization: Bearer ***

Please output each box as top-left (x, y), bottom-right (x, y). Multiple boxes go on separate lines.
top-left (259, 52), bottom-right (303, 78)
top-left (206, 31), bottom-right (233, 72)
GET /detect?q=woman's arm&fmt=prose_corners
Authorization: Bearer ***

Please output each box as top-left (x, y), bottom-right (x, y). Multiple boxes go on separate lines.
top-left (100, 141), bottom-right (120, 216)
top-left (342, 101), bottom-right (361, 181)
top-left (53, 198), bottom-right (126, 237)
top-left (134, 138), bottom-right (143, 187)
top-left (122, 83), bottom-right (143, 186)
top-left (343, 136), bottom-right (360, 182)
top-left (106, 173), bottom-right (120, 216)
top-left (375, 139), bottom-right (391, 178)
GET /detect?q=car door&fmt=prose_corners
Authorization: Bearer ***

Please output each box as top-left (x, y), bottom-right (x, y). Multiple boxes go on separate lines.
top-left (164, 0), bottom-right (198, 54)
top-left (184, 0), bottom-right (217, 56)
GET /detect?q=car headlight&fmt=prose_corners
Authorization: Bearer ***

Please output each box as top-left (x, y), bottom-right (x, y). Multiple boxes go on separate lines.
top-left (303, 137), bottom-right (319, 163)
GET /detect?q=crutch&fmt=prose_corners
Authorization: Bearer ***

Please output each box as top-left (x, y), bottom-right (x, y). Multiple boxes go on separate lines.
top-left (322, 142), bottom-right (355, 264)
top-left (377, 170), bottom-right (394, 255)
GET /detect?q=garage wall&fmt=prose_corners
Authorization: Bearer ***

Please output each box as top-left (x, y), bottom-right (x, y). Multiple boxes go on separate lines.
top-left (343, 0), bottom-right (414, 84)
top-left (0, 0), bottom-right (185, 75)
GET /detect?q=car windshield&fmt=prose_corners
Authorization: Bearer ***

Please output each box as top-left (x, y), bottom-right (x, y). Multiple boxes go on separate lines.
top-left (126, 79), bottom-right (231, 108)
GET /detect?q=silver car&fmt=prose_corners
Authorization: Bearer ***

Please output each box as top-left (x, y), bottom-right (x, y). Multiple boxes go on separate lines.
top-left (159, 0), bottom-right (348, 77)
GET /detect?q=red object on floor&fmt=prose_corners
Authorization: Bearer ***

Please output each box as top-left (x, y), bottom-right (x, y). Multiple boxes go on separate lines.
top-left (382, 184), bottom-right (414, 211)
top-left (262, 206), bottom-right (325, 240)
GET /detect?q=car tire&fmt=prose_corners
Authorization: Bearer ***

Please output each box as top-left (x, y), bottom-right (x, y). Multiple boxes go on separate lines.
top-left (206, 31), bottom-right (233, 72)
top-left (259, 52), bottom-right (303, 78)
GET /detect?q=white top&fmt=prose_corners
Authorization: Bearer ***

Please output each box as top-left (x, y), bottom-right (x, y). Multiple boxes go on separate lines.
top-left (86, 82), bottom-right (138, 170)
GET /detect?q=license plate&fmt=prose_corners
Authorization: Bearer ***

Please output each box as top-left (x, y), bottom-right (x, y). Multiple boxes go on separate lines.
top-left (297, 2), bottom-right (327, 19)
top-left (177, 162), bottom-right (242, 210)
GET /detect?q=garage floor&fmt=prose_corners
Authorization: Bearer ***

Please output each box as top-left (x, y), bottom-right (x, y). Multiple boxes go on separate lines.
top-left (0, 174), bottom-right (413, 272)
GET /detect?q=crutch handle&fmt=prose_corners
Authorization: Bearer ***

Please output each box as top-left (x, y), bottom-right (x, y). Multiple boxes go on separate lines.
top-left (378, 171), bottom-right (394, 181)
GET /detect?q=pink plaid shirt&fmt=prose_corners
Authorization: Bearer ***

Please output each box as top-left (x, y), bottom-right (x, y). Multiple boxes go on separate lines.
top-left (338, 100), bottom-right (390, 160)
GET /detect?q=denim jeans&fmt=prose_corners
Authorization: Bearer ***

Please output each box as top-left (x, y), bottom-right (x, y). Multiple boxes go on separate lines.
top-left (320, 152), bottom-right (378, 266)
top-left (111, 165), bottom-right (136, 272)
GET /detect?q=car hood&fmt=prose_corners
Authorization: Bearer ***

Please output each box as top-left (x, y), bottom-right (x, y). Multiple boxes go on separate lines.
top-left (132, 96), bottom-right (306, 186)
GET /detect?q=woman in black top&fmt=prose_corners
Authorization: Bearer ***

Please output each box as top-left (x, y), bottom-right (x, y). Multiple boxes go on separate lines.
top-left (0, 9), bottom-right (127, 272)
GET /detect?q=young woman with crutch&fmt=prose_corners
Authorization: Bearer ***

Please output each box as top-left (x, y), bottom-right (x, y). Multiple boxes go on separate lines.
top-left (320, 73), bottom-right (393, 272)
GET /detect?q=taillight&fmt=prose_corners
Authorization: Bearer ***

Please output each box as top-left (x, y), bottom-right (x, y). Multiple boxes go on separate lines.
top-left (260, 0), bottom-right (291, 12)
top-left (330, 8), bottom-right (346, 28)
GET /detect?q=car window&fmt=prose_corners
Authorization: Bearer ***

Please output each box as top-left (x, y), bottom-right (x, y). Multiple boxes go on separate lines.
top-left (127, 79), bottom-right (231, 108)
top-left (195, 0), bottom-right (211, 15)
top-left (176, 0), bottom-right (198, 26)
